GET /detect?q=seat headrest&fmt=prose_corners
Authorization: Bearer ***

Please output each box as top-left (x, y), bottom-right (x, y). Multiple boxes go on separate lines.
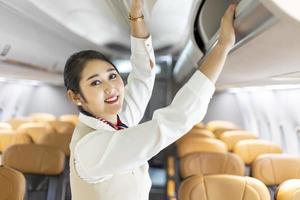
top-left (177, 138), bottom-right (227, 158)
top-left (220, 130), bottom-right (257, 151)
top-left (0, 166), bottom-right (26, 200)
top-left (193, 123), bottom-right (205, 129)
top-left (206, 120), bottom-right (239, 132)
top-left (29, 113), bottom-right (56, 122)
top-left (233, 139), bottom-right (282, 164)
top-left (2, 144), bottom-right (65, 175)
top-left (252, 154), bottom-right (300, 185)
top-left (276, 179), bottom-right (300, 200)
top-left (38, 133), bottom-right (72, 156)
top-left (180, 152), bottom-right (244, 178)
top-left (59, 114), bottom-right (79, 126)
top-left (17, 123), bottom-right (51, 143)
top-left (49, 120), bottom-right (75, 134)
top-left (190, 129), bottom-right (215, 138)
top-left (7, 118), bottom-right (33, 130)
top-left (178, 174), bottom-right (270, 200)
top-left (0, 122), bottom-right (12, 130)
top-left (176, 129), bottom-right (215, 145)
top-left (0, 133), bottom-right (32, 153)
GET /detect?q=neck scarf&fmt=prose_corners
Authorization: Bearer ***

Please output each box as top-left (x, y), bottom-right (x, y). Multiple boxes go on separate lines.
top-left (80, 110), bottom-right (128, 130)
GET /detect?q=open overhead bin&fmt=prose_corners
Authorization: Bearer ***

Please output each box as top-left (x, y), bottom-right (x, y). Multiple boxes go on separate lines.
top-left (174, 0), bottom-right (300, 89)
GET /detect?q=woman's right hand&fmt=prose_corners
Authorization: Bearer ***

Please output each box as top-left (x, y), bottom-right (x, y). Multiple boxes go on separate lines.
top-left (218, 4), bottom-right (236, 51)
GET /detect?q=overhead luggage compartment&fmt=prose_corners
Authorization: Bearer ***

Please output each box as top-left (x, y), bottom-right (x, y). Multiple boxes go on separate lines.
top-left (174, 0), bottom-right (300, 89)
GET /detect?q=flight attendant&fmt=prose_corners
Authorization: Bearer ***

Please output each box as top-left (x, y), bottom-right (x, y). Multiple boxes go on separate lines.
top-left (64, 0), bottom-right (236, 199)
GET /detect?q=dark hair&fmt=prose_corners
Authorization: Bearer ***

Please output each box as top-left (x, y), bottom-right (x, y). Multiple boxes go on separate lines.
top-left (63, 50), bottom-right (119, 99)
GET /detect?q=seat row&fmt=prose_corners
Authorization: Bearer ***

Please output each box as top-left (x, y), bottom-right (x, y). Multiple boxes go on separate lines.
top-left (0, 113), bottom-right (76, 200)
top-left (168, 151), bottom-right (300, 200)
top-left (166, 120), bottom-right (300, 200)
top-left (0, 113), bottom-right (78, 130)
top-left (0, 113), bottom-right (78, 155)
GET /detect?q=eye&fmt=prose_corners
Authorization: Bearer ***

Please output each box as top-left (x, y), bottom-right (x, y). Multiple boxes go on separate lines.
top-left (109, 73), bottom-right (117, 80)
top-left (90, 80), bottom-right (101, 86)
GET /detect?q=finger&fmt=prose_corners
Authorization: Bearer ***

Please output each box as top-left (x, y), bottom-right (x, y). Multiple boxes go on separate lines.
top-left (224, 4), bottom-right (236, 20)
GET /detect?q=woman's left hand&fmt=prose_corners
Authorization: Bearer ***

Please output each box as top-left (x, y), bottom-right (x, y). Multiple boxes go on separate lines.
top-left (130, 0), bottom-right (143, 17)
top-left (218, 4), bottom-right (236, 51)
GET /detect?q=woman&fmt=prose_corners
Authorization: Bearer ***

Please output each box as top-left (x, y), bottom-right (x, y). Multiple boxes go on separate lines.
top-left (64, 0), bottom-right (236, 199)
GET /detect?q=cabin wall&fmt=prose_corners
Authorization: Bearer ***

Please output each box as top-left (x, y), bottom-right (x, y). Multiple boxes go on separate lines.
top-left (0, 82), bottom-right (77, 121)
top-left (205, 88), bottom-right (300, 155)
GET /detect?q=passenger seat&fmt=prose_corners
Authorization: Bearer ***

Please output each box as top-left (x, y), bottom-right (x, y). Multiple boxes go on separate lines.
top-left (0, 122), bottom-right (12, 130)
top-left (0, 165), bottom-right (26, 200)
top-left (176, 138), bottom-right (227, 158)
top-left (276, 179), bottom-right (300, 200)
top-left (234, 139), bottom-right (282, 165)
top-left (252, 154), bottom-right (300, 198)
top-left (234, 139), bottom-right (282, 175)
top-left (0, 132), bottom-right (32, 153)
top-left (2, 144), bottom-right (66, 200)
top-left (206, 120), bottom-right (239, 138)
top-left (179, 152), bottom-right (245, 179)
top-left (219, 130), bottom-right (258, 151)
top-left (17, 122), bottom-right (52, 143)
top-left (59, 114), bottom-right (79, 126)
top-left (49, 120), bottom-right (75, 135)
top-left (178, 174), bottom-right (271, 200)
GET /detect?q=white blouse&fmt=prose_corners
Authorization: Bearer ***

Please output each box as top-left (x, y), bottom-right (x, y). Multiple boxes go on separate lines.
top-left (69, 36), bottom-right (215, 200)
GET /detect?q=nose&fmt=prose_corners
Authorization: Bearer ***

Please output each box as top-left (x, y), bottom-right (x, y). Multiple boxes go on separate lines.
top-left (103, 82), bottom-right (115, 95)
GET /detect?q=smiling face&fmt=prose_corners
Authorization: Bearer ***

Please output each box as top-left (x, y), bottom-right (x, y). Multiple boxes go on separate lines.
top-left (76, 59), bottom-right (124, 122)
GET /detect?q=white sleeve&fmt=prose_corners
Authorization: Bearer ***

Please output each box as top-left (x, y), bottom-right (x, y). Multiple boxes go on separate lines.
top-left (74, 71), bottom-right (215, 183)
top-left (120, 36), bottom-right (156, 127)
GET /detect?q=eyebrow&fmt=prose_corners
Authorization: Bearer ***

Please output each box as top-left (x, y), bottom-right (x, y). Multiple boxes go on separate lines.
top-left (86, 68), bottom-right (116, 81)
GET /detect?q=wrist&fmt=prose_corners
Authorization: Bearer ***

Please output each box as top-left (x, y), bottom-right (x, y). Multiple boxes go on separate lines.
top-left (216, 42), bottom-right (232, 54)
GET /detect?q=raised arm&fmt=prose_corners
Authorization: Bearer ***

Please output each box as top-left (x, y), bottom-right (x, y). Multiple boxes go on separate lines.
top-left (130, 0), bottom-right (149, 39)
top-left (119, 0), bottom-right (156, 126)
top-left (199, 4), bottom-right (236, 83)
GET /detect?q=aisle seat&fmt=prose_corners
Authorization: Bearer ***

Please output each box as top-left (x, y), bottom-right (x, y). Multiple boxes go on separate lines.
top-left (252, 154), bottom-right (300, 197)
top-left (2, 144), bottom-right (66, 200)
top-left (38, 133), bottom-right (72, 156)
top-left (176, 129), bottom-right (215, 145)
top-left (180, 152), bottom-right (245, 178)
top-left (0, 165), bottom-right (26, 200)
top-left (177, 138), bottom-right (227, 158)
top-left (59, 114), bottom-right (79, 126)
top-left (276, 179), bottom-right (300, 200)
top-left (0, 133), bottom-right (31, 153)
top-left (178, 174), bottom-right (271, 200)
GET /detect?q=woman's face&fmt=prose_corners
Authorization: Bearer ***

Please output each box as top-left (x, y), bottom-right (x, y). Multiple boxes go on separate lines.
top-left (78, 59), bottom-right (124, 121)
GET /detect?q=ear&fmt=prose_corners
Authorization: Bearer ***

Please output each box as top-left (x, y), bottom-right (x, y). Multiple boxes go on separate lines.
top-left (67, 90), bottom-right (82, 106)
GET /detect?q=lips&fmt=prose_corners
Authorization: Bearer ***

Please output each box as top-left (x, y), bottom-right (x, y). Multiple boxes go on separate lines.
top-left (104, 96), bottom-right (119, 104)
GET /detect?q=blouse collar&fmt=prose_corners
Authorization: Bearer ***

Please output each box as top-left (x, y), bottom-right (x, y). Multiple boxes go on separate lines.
top-left (79, 112), bottom-right (128, 131)
top-left (79, 112), bottom-right (115, 131)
